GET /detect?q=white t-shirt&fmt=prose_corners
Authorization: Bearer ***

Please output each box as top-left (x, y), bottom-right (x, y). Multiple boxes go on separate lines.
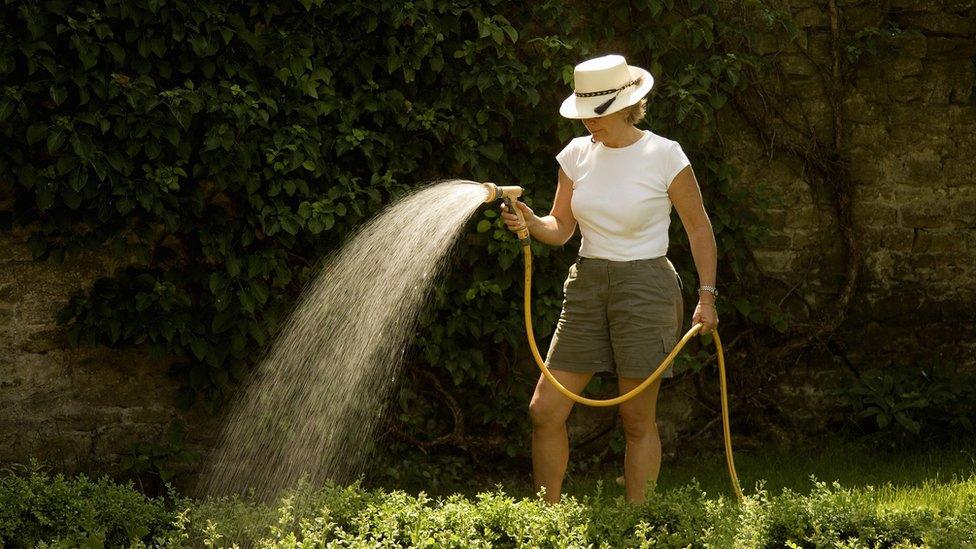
top-left (556, 129), bottom-right (691, 261)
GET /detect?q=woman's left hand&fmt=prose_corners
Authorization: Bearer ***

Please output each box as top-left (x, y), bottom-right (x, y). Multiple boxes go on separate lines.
top-left (693, 299), bottom-right (719, 336)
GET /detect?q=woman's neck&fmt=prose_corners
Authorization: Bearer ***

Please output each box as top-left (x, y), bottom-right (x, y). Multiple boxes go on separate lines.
top-left (600, 125), bottom-right (644, 148)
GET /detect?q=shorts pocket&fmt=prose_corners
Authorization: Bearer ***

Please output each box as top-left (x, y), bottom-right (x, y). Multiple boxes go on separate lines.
top-left (662, 331), bottom-right (678, 354)
top-left (661, 332), bottom-right (678, 377)
top-left (562, 262), bottom-right (579, 293)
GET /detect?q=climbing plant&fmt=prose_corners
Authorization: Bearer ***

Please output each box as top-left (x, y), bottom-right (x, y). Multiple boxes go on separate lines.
top-left (0, 0), bottom-right (777, 482)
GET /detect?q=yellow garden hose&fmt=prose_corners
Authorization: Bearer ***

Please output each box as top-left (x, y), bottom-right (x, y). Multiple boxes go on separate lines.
top-left (483, 183), bottom-right (743, 502)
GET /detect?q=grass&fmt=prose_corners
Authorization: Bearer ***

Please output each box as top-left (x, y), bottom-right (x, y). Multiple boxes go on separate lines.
top-left (447, 432), bottom-right (976, 506)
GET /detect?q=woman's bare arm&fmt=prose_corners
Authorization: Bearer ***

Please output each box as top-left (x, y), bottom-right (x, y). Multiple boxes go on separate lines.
top-left (669, 164), bottom-right (719, 333)
top-left (669, 165), bottom-right (717, 290)
top-left (501, 168), bottom-right (578, 246)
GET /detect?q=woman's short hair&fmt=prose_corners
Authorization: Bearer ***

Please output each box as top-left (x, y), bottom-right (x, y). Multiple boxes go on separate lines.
top-left (624, 97), bottom-right (648, 125)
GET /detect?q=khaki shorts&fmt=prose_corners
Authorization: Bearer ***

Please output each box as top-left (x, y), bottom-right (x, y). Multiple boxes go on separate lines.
top-left (545, 255), bottom-right (684, 379)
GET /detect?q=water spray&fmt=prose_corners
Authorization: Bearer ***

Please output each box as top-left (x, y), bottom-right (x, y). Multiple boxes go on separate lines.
top-left (483, 182), bottom-right (743, 502)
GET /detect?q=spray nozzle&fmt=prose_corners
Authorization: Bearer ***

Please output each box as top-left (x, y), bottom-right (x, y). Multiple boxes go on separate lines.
top-left (481, 182), bottom-right (523, 203)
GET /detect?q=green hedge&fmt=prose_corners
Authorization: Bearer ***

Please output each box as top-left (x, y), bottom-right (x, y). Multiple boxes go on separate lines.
top-left (0, 0), bottom-right (777, 474)
top-left (2, 467), bottom-right (975, 547)
top-left (0, 465), bottom-right (174, 547)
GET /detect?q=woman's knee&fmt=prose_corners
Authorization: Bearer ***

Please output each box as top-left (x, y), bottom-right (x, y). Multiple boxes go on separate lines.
top-left (619, 409), bottom-right (657, 439)
top-left (528, 396), bottom-right (570, 429)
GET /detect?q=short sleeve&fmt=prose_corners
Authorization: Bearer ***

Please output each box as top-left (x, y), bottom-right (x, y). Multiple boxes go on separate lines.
top-left (555, 140), bottom-right (580, 182)
top-left (665, 141), bottom-right (691, 189)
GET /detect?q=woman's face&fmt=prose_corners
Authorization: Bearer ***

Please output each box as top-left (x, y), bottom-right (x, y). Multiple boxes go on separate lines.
top-left (581, 109), bottom-right (628, 142)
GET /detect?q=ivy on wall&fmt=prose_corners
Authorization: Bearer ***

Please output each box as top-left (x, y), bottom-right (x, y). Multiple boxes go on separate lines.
top-left (0, 0), bottom-right (777, 482)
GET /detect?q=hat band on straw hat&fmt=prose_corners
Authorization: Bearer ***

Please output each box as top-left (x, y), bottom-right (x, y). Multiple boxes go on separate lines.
top-left (575, 78), bottom-right (641, 115)
top-left (574, 78), bottom-right (640, 98)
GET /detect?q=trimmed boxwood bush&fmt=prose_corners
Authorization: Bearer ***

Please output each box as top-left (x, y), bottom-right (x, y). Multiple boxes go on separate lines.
top-left (0, 464), bottom-right (175, 547)
top-left (3, 467), bottom-right (976, 547)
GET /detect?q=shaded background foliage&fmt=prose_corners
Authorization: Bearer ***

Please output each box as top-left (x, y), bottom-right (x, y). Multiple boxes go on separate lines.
top-left (0, 0), bottom-right (782, 486)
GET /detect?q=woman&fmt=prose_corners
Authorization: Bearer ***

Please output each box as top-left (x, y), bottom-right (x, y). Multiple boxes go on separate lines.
top-left (501, 54), bottom-right (719, 504)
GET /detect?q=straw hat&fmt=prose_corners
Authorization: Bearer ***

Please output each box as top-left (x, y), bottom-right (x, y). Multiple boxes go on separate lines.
top-left (559, 54), bottom-right (654, 119)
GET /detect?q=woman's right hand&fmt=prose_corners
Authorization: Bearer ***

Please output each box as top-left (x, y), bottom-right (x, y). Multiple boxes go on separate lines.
top-left (500, 200), bottom-right (537, 233)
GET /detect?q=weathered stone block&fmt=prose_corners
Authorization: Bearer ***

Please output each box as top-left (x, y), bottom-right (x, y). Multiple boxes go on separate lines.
top-left (911, 228), bottom-right (966, 253)
top-left (921, 60), bottom-right (976, 104)
top-left (927, 36), bottom-right (976, 58)
top-left (763, 234), bottom-right (794, 249)
top-left (793, 7), bottom-right (827, 27)
top-left (904, 148), bottom-right (946, 184)
top-left (867, 289), bottom-right (927, 323)
top-left (952, 198), bottom-right (976, 224)
top-left (764, 209), bottom-right (789, 230)
top-left (18, 326), bottom-right (68, 354)
top-left (90, 423), bottom-right (166, 459)
top-left (862, 249), bottom-right (896, 288)
top-left (901, 12), bottom-right (973, 36)
top-left (780, 53), bottom-right (818, 76)
top-left (886, 75), bottom-right (924, 102)
top-left (848, 122), bottom-right (888, 146)
top-left (890, 57), bottom-right (924, 78)
top-left (894, 31), bottom-right (929, 59)
top-left (879, 228), bottom-right (917, 251)
top-left (900, 208), bottom-right (952, 229)
top-left (886, 104), bottom-right (951, 133)
top-left (753, 249), bottom-right (794, 274)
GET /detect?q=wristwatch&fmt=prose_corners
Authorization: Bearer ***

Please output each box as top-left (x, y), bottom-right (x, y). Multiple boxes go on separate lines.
top-left (697, 285), bottom-right (719, 298)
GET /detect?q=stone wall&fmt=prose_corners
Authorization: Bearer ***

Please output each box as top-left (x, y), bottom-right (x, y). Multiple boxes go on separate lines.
top-left (714, 0), bottom-right (976, 434)
top-left (0, 0), bottom-right (974, 471)
top-left (0, 225), bottom-right (216, 475)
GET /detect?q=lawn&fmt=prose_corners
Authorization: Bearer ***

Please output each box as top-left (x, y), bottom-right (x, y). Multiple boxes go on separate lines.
top-left (447, 432), bottom-right (976, 505)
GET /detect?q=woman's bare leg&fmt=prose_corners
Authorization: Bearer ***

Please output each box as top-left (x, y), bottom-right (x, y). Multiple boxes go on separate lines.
top-left (528, 369), bottom-right (594, 504)
top-left (617, 375), bottom-right (663, 503)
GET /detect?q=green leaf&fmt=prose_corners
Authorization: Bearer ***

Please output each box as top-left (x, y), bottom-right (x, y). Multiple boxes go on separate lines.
top-left (46, 130), bottom-right (66, 153)
top-left (26, 123), bottom-right (47, 145)
top-left (164, 125), bottom-right (180, 147)
top-left (62, 188), bottom-right (82, 209)
top-left (238, 288), bottom-right (255, 314)
top-left (27, 233), bottom-right (48, 259)
top-left (36, 190), bottom-right (55, 211)
top-left (0, 101), bottom-right (14, 122)
top-left (209, 272), bottom-right (223, 294)
top-left (733, 298), bottom-right (752, 316)
top-left (212, 310), bottom-right (235, 334)
top-left (248, 321), bottom-right (266, 346)
top-left (49, 84), bottom-right (67, 105)
top-left (709, 92), bottom-right (727, 109)
top-left (190, 339), bottom-right (208, 361)
top-left (174, 387), bottom-right (196, 410)
top-left (250, 280), bottom-right (269, 305)
top-left (227, 257), bottom-right (242, 277)
top-left (480, 143), bottom-right (503, 161)
top-left (477, 220), bottom-right (491, 233)
top-left (107, 43), bottom-right (125, 63)
top-left (70, 135), bottom-right (95, 161)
